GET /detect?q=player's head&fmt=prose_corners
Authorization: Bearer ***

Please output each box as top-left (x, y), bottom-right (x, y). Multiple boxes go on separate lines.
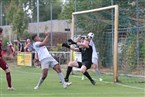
top-left (32, 34), bottom-right (40, 41)
top-left (26, 39), bottom-right (30, 43)
top-left (17, 38), bottom-right (20, 43)
top-left (87, 32), bottom-right (94, 39)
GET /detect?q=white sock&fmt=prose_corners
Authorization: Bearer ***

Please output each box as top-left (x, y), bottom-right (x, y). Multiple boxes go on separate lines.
top-left (36, 77), bottom-right (44, 87)
top-left (58, 72), bottom-right (65, 84)
top-left (95, 69), bottom-right (102, 79)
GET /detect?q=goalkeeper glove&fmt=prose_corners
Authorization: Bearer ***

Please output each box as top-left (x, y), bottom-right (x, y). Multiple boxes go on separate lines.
top-left (67, 39), bottom-right (77, 45)
top-left (62, 43), bottom-right (70, 48)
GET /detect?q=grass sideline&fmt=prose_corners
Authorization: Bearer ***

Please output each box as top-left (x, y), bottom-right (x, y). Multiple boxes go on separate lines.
top-left (0, 65), bottom-right (145, 97)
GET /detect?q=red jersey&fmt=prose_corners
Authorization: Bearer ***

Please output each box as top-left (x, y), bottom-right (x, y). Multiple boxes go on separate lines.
top-left (0, 39), bottom-right (8, 70)
top-left (0, 40), bottom-right (2, 57)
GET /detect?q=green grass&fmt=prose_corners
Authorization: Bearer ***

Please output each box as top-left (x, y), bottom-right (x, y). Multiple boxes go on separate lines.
top-left (0, 66), bottom-right (145, 97)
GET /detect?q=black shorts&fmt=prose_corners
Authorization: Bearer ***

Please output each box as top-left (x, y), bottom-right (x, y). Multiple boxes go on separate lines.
top-left (77, 61), bottom-right (92, 69)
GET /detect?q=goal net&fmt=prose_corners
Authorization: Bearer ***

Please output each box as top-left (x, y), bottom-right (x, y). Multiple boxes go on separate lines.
top-left (71, 5), bottom-right (145, 84)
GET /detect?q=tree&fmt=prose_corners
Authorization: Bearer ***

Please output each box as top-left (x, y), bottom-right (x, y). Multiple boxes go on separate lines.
top-left (59, 0), bottom-right (74, 19)
top-left (59, 0), bottom-right (111, 20)
top-left (6, 0), bottom-right (28, 38)
top-left (122, 33), bottom-right (137, 70)
top-left (22, 0), bottom-right (62, 22)
top-left (12, 7), bottom-right (28, 37)
top-left (2, 0), bottom-right (63, 23)
top-left (140, 33), bottom-right (145, 65)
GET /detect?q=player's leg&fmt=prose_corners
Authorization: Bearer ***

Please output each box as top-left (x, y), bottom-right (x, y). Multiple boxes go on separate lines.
top-left (80, 63), bottom-right (96, 85)
top-left (5, 69), bottom-right (13, 90)
top-left (34, 58), bottom-right (49, 89)
top-left (92, 58), bottom-right (102, 81)
top-left (53, 64), bottom-right (71, 88)
top-left (93, 64), bottom-right (102, 81)
top-left (34, 68), bottom-right (48, 89)
top-left (65, 61), bottom-right (79, 82)
top-left (0, 59), bottom-right (15, 90)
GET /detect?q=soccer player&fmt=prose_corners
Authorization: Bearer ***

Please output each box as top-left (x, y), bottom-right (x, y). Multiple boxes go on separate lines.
top-left (32, 32), bottom-right (70, 89)
top-left (62, 36), bottom-right (96, 85)
top-left (17, 39), bottom-right (24, 52)
top-left (0, 27), bottom-right (15, 90)
top-left (24, 39), bottom-right (36, 66)
top-left (86, 32), bottom-right (103, 81)
top-left (7, 42), bottom-right (15, 57)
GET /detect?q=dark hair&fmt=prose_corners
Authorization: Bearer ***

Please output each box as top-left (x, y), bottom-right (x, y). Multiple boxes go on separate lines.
top-left (17, 38), bottom-right (20, 41)
top-left (0, 27), bottom-right (3, 33)
top-left (32, 34), bottom-right (37, 41)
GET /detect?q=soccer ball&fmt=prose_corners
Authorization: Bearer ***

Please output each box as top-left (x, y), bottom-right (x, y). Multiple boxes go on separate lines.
top-left (87, 32), bottom-right (94, 39)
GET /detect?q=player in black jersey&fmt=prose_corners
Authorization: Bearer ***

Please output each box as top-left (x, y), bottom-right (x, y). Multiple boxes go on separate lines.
top-left (62, 36), bottom-right (96, 85)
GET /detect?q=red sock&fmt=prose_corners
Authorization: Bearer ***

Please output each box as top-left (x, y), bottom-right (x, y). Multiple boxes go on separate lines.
top-left (6, 72), bottom-right (12, 87)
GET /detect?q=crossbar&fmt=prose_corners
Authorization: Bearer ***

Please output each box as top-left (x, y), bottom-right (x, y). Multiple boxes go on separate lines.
top-left (73, 5), bottom-right (117, 15)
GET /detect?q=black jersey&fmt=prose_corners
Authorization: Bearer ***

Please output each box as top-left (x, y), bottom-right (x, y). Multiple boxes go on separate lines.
top-left (79, 45), bottom-right (92, 62)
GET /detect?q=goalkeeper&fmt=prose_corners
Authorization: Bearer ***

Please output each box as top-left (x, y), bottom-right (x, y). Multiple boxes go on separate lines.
top-left (82, 33), bottom-right (103, 81)
top-left (62, 36), bottom-right (96, 85)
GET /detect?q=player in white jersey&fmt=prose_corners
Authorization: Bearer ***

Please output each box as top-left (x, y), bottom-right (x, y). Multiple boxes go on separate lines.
top-left (32, 32), bottom-right (70, 89)
top-left (87, 32), bottom-right (103, 81)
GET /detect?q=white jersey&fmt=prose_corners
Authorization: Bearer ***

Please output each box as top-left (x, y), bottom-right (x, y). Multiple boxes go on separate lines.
top-left (33, 42), bottom-right (51, 61)
top-left (89, 40), bottom-right (98, 59)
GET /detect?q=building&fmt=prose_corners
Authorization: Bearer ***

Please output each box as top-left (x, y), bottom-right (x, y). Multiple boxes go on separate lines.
top-left (0, 20), bottom-right (71, 41)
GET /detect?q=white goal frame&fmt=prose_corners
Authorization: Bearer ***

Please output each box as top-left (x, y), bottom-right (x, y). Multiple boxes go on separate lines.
top-left (71, 5), bottom-right (119, 82)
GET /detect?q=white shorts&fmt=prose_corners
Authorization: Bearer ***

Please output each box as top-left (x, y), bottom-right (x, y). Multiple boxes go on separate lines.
top-left (92, 57), bottom-right (98, 65)
top-left (40, 56), bottom-right (58, 70)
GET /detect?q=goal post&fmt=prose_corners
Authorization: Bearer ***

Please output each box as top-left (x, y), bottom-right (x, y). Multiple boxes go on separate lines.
top-left (71, 5), bottom-right (119, 82)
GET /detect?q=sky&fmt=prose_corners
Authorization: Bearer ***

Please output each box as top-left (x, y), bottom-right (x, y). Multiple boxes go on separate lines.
top-left (63, 0), bottom-right (66, 3)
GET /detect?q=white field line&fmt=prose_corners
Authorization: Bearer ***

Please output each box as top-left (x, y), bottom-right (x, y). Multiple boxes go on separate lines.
top-left (115, 83), bottom-right (145, 90)
top-left (72, 75), bottom-right (145, 91)
top-left (103, 72), bottom-right (145, 78)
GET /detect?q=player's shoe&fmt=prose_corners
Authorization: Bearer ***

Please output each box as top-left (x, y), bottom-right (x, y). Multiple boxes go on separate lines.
top-left (66, 82), bottom-right (72, 86)
top-left (8, 87), bottom-right (16, 91)
top-left (90, 80), bottom-right (96, 85)
top-left (99, 78), bottom-right (103, 81)
top-left (63, 83), bottom-right (68, 89)
top-left (34, 85), bottom-right (39, 90)
top-left (63, 82), bottom-right (72, 89)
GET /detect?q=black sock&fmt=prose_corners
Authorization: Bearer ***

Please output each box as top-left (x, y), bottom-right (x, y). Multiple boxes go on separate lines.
top-left (65, 66), bottom-right (72, 81)
top-left (83, 71), bottom-right (93, 81)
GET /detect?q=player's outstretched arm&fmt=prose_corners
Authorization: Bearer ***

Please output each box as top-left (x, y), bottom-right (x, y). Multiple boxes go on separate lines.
top-left (68, 38), bottom-right (89, 48)
top-left (39, 32), bottom-right (49, 46)
top-left (67, 39), bottom-right (77, 45)
top-left (62, 42), bottom-right (79, 52)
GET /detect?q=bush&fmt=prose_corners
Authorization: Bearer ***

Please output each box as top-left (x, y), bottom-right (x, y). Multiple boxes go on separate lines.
top-left (140, 33), bottom-right (145, 65)
top-left (2, 37), bottom-right (9, 50)
top-left (122, 33), bottom-right (137, 71)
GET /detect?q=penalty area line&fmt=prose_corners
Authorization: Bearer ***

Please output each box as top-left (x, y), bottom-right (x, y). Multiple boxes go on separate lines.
top-left (115, 83), bottom-right (145, 90)
top-left (72, 75), bottom-right (145, 91)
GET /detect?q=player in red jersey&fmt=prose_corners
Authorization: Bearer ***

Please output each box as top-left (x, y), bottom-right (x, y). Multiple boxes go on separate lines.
top-left (0, 27), bottom-right (15, 90)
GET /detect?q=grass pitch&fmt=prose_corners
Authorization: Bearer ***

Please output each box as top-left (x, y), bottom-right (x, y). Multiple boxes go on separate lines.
top-left (0, 65), bottom-right (145, 97)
